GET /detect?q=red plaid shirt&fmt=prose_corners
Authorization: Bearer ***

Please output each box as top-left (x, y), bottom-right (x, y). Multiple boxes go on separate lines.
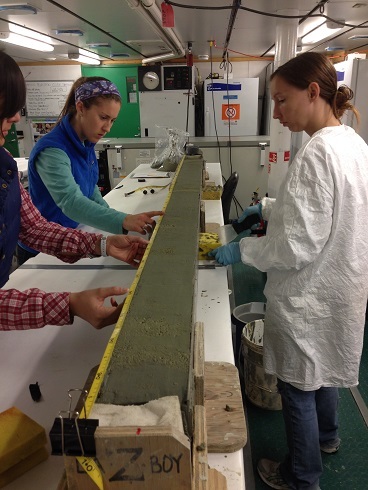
top-left (0, 185), bottom-right (100, 330)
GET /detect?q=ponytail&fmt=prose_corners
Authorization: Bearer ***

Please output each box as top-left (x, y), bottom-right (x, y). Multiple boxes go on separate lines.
top-left (332, 84), bottom-right (360, 125)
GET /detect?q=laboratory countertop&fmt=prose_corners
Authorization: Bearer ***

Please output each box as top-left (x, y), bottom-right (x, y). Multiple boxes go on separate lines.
top-left (96, 135), bottom-right (270, 149)
top-left (0, 162), bottom-right (245, 490)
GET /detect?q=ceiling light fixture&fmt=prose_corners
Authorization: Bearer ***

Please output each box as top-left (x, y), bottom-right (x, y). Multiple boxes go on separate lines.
top-left (9, 24), bottom-right (53, 44)
top-left (68, 53), bottom-right (101, 65)
top-left (125, 0), bottom-right (184, 58)
top-left (142, 51), bottom-right (175, 65)
top-left (0, 4), bottom-right (37, 14)
top-left (348, 34), bottom-right (368, 40)
top-left (110, 53), bottom-right (130, 58)
top-left (87, 42), bottom-right (111, 48)
top-left (325, 46), bottom-right (344, 51)
top-left (0, 32), bottom-right (54, 51)
top-left (78, 48), bottom-right (100, 60)
top-left (55, 29), bottom-right (84, 36)
top-left (301, 20), bottom-right (344, 44)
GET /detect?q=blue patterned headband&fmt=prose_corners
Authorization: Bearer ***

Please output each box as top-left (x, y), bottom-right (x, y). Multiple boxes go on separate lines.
top-left (75, 80), bottom-right (121, 103)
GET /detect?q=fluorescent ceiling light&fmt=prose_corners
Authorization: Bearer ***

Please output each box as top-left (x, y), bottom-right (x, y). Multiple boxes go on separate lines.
top-left (0, 32), bottom-right (54, 51)
top-left (325, 46), bottom-right (344, 51)
top-left (125, 0), bottom-right (184, 57)
top-left (110, 53), bottom-right (130, 58)
top-left (87, 42), bottom-right (111, 48)
top-left (78, 48), bottom-right (100, 60)
top-left (301, 21), bottom-right (343, 44)
top-left (68, 53), bottom-right (101, 65)
top-left (10, 24), bottom-right (53, 44)
top-left (55, 29), bottom-right (84, 36)
top-left (348, 34), bottom-right (368, 40)
top-left (0, 4), bottom-right (37, 14)
top-left (142, 52), bottom-right (175, 65)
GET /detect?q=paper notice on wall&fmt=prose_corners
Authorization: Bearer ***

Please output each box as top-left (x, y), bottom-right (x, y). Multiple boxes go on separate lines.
top-left (129, 92), bottom-right (137, 103)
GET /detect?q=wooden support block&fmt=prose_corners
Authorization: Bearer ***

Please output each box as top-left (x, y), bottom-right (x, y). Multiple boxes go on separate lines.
top-left (64, 427), bottom-right (192, 490)
top-left (56, 471), bottom-right (69, 490)
top-left (192, 405), bottom-right (227, 490)
top-left (0, 406), bottom-right (48, 473)
top-left (0, 446), bottom-right (48, 489)
top-left (192, 405), bottom-right (208, 490)
top-left (208, 468), bottom-right (227, 489)
top-left (96, 426), bottom-right (192, 490)
top-left (64, 456), bottom-right (99, 490)
top-left (63, 344), bottom-right (238, 490)
top-left (193, 322), bottom-right (204, 407)
top-left (205, 362), bottom-right (247, 453)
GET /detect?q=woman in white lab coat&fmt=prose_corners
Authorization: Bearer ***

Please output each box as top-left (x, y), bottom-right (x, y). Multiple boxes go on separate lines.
top-left (210, 52), bottom-right (368, 489)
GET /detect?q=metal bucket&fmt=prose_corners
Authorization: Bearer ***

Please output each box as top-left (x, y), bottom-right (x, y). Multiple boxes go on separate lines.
top-left (241, 319), bottom-right (282, 410)
top-left (231, 302), bottom-right (266, 365)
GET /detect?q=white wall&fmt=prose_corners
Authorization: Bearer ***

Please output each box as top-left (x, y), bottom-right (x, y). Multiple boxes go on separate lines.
top-left (194, 60), bottom-right (272, 97)
top-left (18, 65), bottom-right (81, 156)
top-left (194, 60), bottom-right (272, 137)
top-left (17, 61), bottom-right (271, 156)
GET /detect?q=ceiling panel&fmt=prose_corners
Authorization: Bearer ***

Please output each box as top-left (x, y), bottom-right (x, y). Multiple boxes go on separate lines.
top-left (0, 0), bottom-right (367, 63)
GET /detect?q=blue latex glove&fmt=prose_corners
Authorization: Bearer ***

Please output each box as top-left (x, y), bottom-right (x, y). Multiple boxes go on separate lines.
top-left (208, 242), bottom-right (241, 265)
top-left (237, 202), bottom-right (262, 223)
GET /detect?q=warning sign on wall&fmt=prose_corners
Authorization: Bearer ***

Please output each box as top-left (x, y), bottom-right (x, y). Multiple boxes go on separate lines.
top-left (222, 104), bottom-right (240, 121)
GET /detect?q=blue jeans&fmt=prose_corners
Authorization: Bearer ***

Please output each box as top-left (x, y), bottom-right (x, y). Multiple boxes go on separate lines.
top-left (277, 379), bottom-right (339, 489)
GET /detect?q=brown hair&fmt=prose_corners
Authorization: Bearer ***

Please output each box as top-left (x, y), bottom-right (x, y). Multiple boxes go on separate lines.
top-left (0, 51), bottom-right (26, 139)
top-left (270, 52), bottom-right (359, 124)
top-left (57, 76), bottom-right (121, 123)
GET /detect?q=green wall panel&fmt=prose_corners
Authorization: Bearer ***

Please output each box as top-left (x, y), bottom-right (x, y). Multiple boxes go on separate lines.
top-left (4, 124), bottom-right (20, 158)
top-left (81, 65), bottom-right (140, 138)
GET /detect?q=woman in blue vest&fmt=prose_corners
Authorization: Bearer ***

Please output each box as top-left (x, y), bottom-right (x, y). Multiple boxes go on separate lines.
top-left (0, 51), bottom-right (148, 330)
top-left (19, 76), bottom-right (162, 263)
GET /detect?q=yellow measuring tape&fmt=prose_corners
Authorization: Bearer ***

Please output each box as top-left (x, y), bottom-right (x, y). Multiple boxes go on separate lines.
top-left (76, 158), bottom-right (185, 488)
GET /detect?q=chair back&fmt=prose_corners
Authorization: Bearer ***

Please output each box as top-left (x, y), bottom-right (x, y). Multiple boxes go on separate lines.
top-left (221, 172), bottom-right (239, 224)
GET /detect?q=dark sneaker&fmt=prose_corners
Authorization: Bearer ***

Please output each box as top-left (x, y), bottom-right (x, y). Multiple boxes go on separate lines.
top-left (257, 459), bottom-right (289, 489)
top-left (320, 441), bottom-right (340, 454)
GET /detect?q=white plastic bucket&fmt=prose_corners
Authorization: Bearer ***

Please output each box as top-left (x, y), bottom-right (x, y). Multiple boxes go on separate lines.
top-left (241, 319), bottom-right (282, 410)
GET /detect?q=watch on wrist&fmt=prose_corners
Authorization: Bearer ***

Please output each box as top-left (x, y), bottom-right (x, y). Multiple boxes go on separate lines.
top-left (100, 235), bottom-right (108, 257)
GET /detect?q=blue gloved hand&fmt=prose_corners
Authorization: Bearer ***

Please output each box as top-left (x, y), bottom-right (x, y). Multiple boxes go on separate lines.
top-left (237, 202), bottom-right (262, 223)
top-left (208, 242), bottom-right (241, 265)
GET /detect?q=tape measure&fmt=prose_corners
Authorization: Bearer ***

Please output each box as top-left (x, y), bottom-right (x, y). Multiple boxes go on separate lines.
top-left (76, 157), bottom-right (185, 488)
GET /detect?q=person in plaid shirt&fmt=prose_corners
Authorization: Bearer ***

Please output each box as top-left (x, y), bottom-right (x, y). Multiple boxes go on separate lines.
top-left (0, 51), bottom-right (149, 331)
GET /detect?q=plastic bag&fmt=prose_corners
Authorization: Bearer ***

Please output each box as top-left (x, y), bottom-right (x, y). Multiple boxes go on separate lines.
top-left (151, 126), bottom-right (189, 171)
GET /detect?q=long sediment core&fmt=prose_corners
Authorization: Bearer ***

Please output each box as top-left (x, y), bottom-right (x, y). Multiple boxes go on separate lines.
top-left (98, 157), bottom-right (203, 407)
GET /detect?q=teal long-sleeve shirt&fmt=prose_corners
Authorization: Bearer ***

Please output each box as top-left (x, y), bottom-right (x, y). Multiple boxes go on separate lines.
top-left (35, 147), bottom-right (127, 234)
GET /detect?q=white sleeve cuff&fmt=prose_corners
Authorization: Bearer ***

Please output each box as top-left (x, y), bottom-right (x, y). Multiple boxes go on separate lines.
top-left (261, 197), bottom-right (276, 221)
